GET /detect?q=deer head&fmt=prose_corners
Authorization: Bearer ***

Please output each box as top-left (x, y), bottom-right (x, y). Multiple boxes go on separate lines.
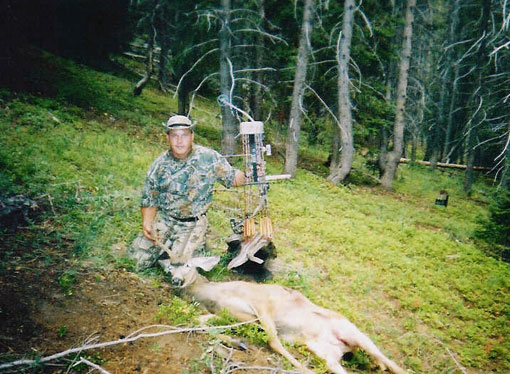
top-left (167, 256), bottom-right (220, 288)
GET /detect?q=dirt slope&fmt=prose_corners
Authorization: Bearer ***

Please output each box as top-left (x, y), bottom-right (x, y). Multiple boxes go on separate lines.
top-left (0, 230), bottom-right (280, 374)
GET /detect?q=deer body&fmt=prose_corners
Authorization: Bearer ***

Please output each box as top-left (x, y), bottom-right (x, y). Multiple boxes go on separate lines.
top-left (170, 258), bottom-right (406, 374)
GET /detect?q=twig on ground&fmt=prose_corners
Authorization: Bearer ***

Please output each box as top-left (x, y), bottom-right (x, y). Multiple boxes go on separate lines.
top-left (46, 194), bottom-right (57, 216)
top-left (425, 335), bottom-right (468, 374)
top-left (400, 332), bottom-right (468, 374)
top-left (225, 365), bottom-right (300, 373)
top-left (0, 320), bottom-right (258, 371)
top-left (72, 357), bottom-right (111, 374)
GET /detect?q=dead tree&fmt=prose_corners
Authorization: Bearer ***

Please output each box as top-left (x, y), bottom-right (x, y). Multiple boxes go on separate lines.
top-left (441, 0), bottom-right (462, 163)
top-left (219, 0), bottom-right (238, 155)
top-left (380, 0), bottom-right (416, 189)
top-left (464, 0), bottom-right (492, 193)
top-left (327, 0), bottom-right (356, 184)
top-left (284, 0), bottom-right (316, 178)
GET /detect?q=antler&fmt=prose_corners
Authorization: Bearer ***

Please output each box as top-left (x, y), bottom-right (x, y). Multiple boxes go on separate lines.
top-left (227, 233), bottom-right (271, 269)
top-left (154, 215), bottom-right (209, 265)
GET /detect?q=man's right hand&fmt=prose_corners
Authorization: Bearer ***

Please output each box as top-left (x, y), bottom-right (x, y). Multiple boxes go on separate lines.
top-left (142, 223), bottom-right (155, 241)
top-left (141, 206), bottom-right (158, 242)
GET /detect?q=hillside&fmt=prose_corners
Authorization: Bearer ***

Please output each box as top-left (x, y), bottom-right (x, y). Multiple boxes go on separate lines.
top-left (1, 49), bottom-right (509, 374)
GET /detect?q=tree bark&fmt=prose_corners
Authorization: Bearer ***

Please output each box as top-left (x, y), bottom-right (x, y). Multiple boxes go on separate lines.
top-left (284, 0), bottom-right (316, 177)
top-left (253, 0), bottom-right (265, 121)
top-left (330, 122), bottom-right (341, 171)
top-left (327, 0), bottom-right (355, 184)
top-left (441, 0), bottom-right (461, 163)
top-left (464, 124), bottom-right (478, 192)
top-left (464, 0), bottom-right (491, 193)
top-left (380, 0), bottom-right (416, 189)
top-left (158, 33), bottom-right (169, 92)
top-left (177, 82), bottom-right (190, 115)
top-left (220, 0), bottom-right (237, 155)
top-left (502, 125), bottom-right (510, 188)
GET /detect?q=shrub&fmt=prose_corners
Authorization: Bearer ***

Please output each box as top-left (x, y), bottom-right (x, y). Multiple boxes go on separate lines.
top-left (475, 188), bottom-right (510, 261)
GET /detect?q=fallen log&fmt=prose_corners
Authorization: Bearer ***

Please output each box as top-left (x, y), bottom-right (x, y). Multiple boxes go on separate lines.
top-left (399, 158), bottom-right (490, 171)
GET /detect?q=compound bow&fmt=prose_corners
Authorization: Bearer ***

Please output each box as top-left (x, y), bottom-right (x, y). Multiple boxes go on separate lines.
top-left (217, 95), bottom-right (289, 241)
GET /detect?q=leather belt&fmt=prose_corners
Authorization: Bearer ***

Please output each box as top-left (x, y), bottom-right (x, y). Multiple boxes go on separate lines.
top-left (170, 215), bottom-right (201, 222)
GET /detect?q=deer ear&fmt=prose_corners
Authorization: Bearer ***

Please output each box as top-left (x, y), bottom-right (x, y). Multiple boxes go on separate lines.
top-left (188, 256), bottom-right (220, 272)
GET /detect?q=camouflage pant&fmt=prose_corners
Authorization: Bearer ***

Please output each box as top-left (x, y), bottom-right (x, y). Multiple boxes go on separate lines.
top-left (126, 213), bottom-right (208, 272)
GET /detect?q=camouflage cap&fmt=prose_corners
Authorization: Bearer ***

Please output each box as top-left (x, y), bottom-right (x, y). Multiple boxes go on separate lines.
top-left (163, 115), bottom-right (194, 132)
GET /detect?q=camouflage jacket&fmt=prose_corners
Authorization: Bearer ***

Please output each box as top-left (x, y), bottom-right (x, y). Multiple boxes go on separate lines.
top-left (141, 145), bottom-right (237, 219)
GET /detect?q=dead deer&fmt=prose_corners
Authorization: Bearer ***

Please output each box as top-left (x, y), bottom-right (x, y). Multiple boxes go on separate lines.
top-left (166, 255), bottom-right (407, 374)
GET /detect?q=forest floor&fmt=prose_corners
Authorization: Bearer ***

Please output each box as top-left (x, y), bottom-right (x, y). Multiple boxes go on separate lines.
top-left (0, 228), bottom-right (283, 374)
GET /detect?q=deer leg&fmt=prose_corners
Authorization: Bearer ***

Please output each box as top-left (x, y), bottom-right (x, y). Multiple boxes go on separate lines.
top-left (198, 313), bottom-right (216, 325)
top-left (337, 321), bottom-right (406, 374)
top-left (257, 312), bottom-right (314, 374)
top-left (198, 314), bottom-right (248, 351)
top-left (305, 340), bottom-right (349, 374)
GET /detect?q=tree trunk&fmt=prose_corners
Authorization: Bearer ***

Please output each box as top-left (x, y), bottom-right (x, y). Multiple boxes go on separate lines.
top-left (330, 122), bottom-right (341, 172)
top-left (464, 0), bottom-right (491, 193)
top-left (378, 127), bottom-right (389, 176)
top-left (327, 0), bottom-right (355, 184)
top-left (380, 0), bottom-right (416, 189)
top-left (443, 60), bottom-right (460, 162)
top-left (133, 4), bottom-right (156, 97)
top-left (411, 39), bottom-right (427, 163)
top-left (441, 0), bottom-right (461, 163)
top-left (428, 123), bottom-right (441, 170)
top-left (158, 33), bottom-right (169, 92)
top-left (378, 0), bottom-right (398, 177)
top-left (502, 125), bottom-right (510, 188)
top-left (220, 0), bottom-right (237, 155)
top-left (464, 125), bottom-right (478, 192)
top-left (177, 82), bottom-right (190, 115)
top-left (253, 0), bottom-right (265, 121)
top-left (284, 0), bottom-right (315, 177)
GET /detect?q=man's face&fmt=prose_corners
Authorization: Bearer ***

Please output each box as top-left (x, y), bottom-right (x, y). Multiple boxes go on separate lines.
top-left (167, 128), bottom-right (194, 159)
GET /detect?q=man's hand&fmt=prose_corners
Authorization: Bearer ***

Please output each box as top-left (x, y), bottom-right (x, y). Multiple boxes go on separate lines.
top-left (141, 206), bottom-right (158, 241)
top-left (142, 222), bottom-right (155, 241)
top-left (233, 170), bottom-right (246, 187)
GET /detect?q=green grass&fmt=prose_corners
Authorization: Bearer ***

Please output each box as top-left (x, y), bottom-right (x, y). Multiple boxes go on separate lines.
top-left (1, 50), bottom-right (509, 373)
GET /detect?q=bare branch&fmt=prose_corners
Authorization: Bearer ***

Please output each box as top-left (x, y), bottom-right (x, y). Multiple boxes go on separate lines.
top-left (234, 28), bottom-right (289, 45)
top-left (188, 72), bottom-right (219, 116)
top-left (234, 77), bottom-right (271, 92)
top-left (218, 95), bottom-right (255, 122)
top-left (495, 127), bottom-right (510, 161)
top-left (490, 40), bottom-right (510, 57)
top-left (181, 39), bottom-right (219, 56)
top-left (174, 48), bottom-right (220, 99)
top-left (227, 57), bottom-right (236, 105)
top-left (72, 358), bottom-right (111, 374)
top-left (234, 67), bottom-right (277, 74)
top-left (0, 321), bottom-right (259, 371)
top-left (443, 37), bottom-right (476, 52)
top-left (355, 5), bottom-right (374, 37)
top-left (304, 83), bottom-right (344, 133)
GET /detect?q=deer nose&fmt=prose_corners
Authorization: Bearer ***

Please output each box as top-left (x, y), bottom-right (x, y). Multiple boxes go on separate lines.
top-left (171, 277), bottom-right (183, 288)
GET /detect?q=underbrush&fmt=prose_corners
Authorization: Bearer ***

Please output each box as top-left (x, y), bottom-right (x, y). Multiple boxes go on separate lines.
top-left (1, 52), bottom-right (509, 374)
